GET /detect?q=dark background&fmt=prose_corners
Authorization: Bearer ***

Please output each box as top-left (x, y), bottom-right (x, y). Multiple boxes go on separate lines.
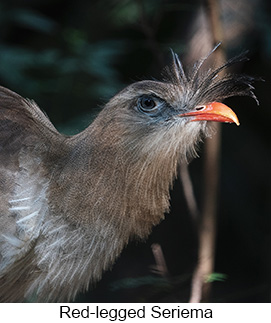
top-left (0, 0), bottom-right (270, 302)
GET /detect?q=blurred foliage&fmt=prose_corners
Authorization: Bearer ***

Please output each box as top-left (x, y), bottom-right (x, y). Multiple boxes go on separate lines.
top-left (0, 0), bottom-right (270, 302)
top-left (0, 0), bottom-right (209, 129)
top-left (0, 1), bottom-right (134, 132)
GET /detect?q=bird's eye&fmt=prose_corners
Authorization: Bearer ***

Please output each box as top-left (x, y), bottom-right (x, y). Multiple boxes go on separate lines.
top-left (137, 96), bottom-right (158, 113)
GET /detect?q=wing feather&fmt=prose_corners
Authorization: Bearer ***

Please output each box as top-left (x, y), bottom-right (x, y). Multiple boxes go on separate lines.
top-left (0, 86), bottom-right (62, 280)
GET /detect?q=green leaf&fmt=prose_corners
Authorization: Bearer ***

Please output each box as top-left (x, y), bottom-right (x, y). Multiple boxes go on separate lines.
top-left (205, 272), bottom-right (228, 283)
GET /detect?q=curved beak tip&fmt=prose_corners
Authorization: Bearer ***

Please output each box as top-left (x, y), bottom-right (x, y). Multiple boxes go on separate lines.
top-left (179, 102), bottom-right (240, 126)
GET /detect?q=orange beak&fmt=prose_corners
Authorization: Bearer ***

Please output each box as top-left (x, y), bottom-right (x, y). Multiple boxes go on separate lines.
top-left (180, 102), bottom-right (240, 126)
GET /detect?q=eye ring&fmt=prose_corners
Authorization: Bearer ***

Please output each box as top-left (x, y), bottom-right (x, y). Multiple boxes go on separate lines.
top-left (137, 96), bottom-right (157, 113)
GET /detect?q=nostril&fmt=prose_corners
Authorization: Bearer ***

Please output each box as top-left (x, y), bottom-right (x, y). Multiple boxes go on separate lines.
top-left (196, 106), bottom-right (205, 111)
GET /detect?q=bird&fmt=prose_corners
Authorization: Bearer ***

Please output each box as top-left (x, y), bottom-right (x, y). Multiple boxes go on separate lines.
top-left (0, 47), bottom-right (257, 302)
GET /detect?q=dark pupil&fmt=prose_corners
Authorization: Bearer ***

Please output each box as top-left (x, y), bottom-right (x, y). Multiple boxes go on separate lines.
top-left (142, 97), bottom-right (155, 109)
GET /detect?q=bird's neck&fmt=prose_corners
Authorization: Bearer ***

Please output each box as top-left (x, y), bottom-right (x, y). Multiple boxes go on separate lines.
top-left (50, 124), bottom-right (184, 241)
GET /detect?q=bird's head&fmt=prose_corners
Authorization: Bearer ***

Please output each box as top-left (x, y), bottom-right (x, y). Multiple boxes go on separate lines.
top-left (91, 47), bottom-right (257, 162)
top-left (53, 47), bottom-right (259, 239)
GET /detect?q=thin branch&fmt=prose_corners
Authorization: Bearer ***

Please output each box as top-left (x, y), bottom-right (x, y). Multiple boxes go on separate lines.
top-left (189, 0), bottom-right (227, 303)
top-left (150, 243), bottom-right (169, 278)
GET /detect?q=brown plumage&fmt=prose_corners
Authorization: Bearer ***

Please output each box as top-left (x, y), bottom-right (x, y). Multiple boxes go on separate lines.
top-left (0, 49), bottom-right (256, 302)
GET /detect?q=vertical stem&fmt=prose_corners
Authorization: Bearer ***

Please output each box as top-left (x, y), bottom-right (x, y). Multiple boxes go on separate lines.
top-left (151, 243), bottom-right (169, 278)
top-left (190, 0), bottom-right (226, 302)
top-left (199, 122), bottom-right (221, 301)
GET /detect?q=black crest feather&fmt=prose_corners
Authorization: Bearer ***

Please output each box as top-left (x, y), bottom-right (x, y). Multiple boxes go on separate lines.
top-left (165, 45), bottom-right (259, 108)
